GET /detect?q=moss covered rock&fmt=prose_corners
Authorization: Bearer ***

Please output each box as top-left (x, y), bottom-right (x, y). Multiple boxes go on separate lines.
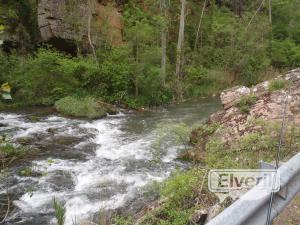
top-left (55, 96), bottom-right (118, 119)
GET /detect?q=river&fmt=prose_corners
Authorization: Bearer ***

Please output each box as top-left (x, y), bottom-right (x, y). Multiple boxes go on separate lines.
top-left (0, 98), bottom-right (220, 225)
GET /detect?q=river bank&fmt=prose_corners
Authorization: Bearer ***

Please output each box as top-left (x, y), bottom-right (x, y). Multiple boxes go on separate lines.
top-left (121, 69), bottom-right (300, 225)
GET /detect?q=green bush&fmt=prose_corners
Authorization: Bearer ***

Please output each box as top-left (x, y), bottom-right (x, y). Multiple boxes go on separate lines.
top-left (271, 40), bottom-right (300, 68)
top-left (55, 96), bottom-right (107, 119)
top-left (269, 79), bottom-right (288, 92)
top-left (236, 94), bottom-right (258, 114)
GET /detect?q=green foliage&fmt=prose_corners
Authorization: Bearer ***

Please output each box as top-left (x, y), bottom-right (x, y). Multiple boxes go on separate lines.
top-left (115, 216), bottom-right (133, 225)
top-left (236, 94), bottom-right (258, 114)
top-left (0, 0), bottom-right (299, 110)
top-left (53, 198), bottom-right (66, 225)
top-left (0, 136), bottom-right (29, 169)
top-left (204, 119), bottom-right (299, 169)
top-left (190, 123), bottom-right (220, 145)
top-left (0, 0), bottom-right (38, 50)
top-left (139, 169), bottom-right (217, 225)
top-left (271, 40), bottom-right (300, 68)
top-left (0, 48), bottom-right (79, 105)
top-left (205, 130), bottom-right (277, 169)
top-left (269, 79), bottom-right (288, 92)
top-left (0, 141), bottom-right (17, 157)
top-left (55, 96), bottom-right (107, 119)
top-left (20, 167), bottom-right (33, 177)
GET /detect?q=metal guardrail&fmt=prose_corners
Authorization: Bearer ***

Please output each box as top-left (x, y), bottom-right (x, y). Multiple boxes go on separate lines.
top-left (206, 152), bottom-right (300, 225)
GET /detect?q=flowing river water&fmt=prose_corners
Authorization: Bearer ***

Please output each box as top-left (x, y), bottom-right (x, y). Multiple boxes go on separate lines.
top-left (0, 98), bottom-right (220, 225)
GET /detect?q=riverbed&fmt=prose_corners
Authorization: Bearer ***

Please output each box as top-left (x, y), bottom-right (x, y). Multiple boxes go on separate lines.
top-left (0, 98), bottom-right (220, 225)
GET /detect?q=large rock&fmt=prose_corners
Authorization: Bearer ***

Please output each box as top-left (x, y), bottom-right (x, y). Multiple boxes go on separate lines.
top-left (220, 86), bottom-right (250, 109)
top-left (210, 68), bottom-right (300, 140)
top-left (38, 0), bottom-right (123, 53)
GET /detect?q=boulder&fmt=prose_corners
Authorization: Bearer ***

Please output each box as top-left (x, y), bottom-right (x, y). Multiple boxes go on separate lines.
top-left (220, 86), bottom-right (250, 109)
top-left (37, 0), bottom-right (123, 53)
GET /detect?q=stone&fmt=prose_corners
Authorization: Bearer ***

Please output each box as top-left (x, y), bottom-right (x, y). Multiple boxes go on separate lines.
top-left (189, 209), bottom-right (208, 225)
top-left (77, 220), bottom-right (98, 225)
top-left (209, 68), bottom-right (300, 143)
top-left (207, 204), bottom-right (222, 221)
top-left (220, 86), bottom-right (250, 109)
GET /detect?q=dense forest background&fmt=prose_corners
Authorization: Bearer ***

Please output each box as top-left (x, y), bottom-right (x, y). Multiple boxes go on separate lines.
top-left (0, 0), bottom-right (299, 109)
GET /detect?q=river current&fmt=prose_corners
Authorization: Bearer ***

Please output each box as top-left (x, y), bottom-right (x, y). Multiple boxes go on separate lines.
top-left (0, 99), bottom-right (220, 225)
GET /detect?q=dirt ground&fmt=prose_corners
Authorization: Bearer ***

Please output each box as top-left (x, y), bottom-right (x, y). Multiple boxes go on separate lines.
top-left (273, 193), bottom-right (300, 225)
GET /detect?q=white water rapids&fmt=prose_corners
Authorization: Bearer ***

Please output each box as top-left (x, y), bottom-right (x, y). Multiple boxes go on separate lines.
top-left (0, 99), bottom-right (220, 225)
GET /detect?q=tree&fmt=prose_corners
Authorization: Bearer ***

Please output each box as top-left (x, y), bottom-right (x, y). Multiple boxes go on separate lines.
top-left (194, 0), bottom-right (207, 53)
top-left (175, 0), bottom-right (186, 80)
top-left (87, 0), bottom-right (98, 64)
top-left (160, 0), bottom-right (168, 87)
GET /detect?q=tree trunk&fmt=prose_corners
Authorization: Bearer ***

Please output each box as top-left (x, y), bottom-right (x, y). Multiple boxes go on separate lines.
top-left (135, 41), bottom-right (139, 97)
top-left (87, 0), bottom-right (98, 64)
top-left (194, 0), bottom-right (207, 52)
top-left (160, 0), bottom-right (167, 87)
top-left (175, 0), bottom-right (186, 80)
top-left (269, 0), bottom-right (272, 24)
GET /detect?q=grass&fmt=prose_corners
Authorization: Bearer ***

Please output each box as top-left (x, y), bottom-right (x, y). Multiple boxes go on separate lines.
top-left (236, 94), bottom-right (258, 114)
top-left (20, 167), bottom-right (33, 177)
top-left (268, 78), bottom-right (288, 92)
top-left (55, 96), bottom-right (107, 119)
top-left (53, 198), bottom-right (66, 225)
top-left (133, 169), bottom-right (217, 225)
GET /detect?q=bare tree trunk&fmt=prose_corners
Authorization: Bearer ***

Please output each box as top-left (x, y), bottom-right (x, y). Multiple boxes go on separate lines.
top-left (160, 0), bottom-right (167, 87)
top-left (175, 0), bottom-right (186, 80)
top-left (135, 41), bottom-right (139, 97)
top-left (269, 0), bottom-right (272, 24)
top-left (87, 0), bottom-right (98, 64)
top-left (194, 0), bottom-right (207, 52)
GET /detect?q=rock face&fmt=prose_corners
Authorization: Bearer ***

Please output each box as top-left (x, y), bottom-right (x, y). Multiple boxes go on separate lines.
top-left (38, 0), bottom-right (123, 53)
top-left (220, 86), bottom-right (250, 109)
top-left (210, 68), bottom-right (300, 140)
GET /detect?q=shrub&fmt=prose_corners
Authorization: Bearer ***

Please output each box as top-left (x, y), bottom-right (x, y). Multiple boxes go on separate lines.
top-left (55, 96), bottom-right (107, 119)
top-left (236, 94), bottom-right (257, 114)
top-left (269, 79), bottom-right (288, 92)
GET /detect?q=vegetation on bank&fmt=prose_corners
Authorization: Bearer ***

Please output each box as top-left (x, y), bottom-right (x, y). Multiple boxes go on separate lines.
top-left (269, 78), bottom-right (288, 92)
top-left (114, 115), bottom-right (300, 224)
top-left (0, 0), bottom-right (300, 112)
top-left (236, 94), bottom-right (258, 114)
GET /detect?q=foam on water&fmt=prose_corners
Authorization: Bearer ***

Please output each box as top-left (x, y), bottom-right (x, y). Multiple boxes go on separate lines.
top-left (1, 112), bottom-right (184, 225)
top-left (1, 99), bottom-right (221, 225)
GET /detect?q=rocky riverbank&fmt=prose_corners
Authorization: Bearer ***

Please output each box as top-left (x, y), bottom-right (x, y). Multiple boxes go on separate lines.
top-left (140, 69), bottom-right (300, 225)
top-left (187, 68), bottom-right (300, 163)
